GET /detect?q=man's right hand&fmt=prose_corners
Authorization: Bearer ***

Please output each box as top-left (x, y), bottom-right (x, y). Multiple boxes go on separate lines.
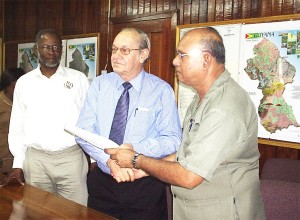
top-left (0, 168), bottom-right (25, 186)
top-left (107, 158), bottom-right (136, 183)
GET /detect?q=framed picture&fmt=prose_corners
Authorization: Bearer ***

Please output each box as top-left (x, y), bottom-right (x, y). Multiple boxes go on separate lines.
top-left (17, 42), bottom-right (37, 73)
top-left (64, 33), bottom-right (100, 83)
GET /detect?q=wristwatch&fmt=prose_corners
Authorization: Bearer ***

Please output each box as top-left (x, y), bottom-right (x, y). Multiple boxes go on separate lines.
top-left (132, 152), bottom-right (142, 169)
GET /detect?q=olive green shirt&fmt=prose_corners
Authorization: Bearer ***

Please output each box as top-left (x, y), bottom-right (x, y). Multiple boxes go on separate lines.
top-left (172, 70), bottom-right (265, 220)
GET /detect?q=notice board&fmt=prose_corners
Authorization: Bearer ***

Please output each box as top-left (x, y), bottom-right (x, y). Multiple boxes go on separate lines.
top-left (175, 14), bottom-right (300, 149)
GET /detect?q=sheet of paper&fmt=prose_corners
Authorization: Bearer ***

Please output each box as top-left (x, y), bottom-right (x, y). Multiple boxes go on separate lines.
top-left (64, 125), bottom-right (119, 150)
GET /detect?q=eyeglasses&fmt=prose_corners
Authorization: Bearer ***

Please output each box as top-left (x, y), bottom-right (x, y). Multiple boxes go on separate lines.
top-left (109, 46), bottom-right (140, 55)
top-left (176, 50), bottom-right (189, 59)
top-left (39, 45), bottom-right (62, 53)
top-left (176, 50), bottom-right (211, 59)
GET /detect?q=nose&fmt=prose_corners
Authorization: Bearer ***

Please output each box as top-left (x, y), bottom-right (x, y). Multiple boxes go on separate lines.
top-left (48, 47), bottom-right (55, 54)
top-left (173, 55), bottom-right (180, 67)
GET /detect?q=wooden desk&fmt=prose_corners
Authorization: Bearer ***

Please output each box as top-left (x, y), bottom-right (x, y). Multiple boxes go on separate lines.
top-left (0, 174), bottom-right (116, 220)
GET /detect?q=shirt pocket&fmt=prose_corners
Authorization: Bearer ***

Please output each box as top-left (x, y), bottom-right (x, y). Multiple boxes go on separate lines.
top-left (130, 107), bottom-right (156, 138)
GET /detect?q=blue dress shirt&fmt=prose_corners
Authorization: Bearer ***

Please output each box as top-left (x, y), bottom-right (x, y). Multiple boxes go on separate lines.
top-left (76, 70), bottom-right (182, 174)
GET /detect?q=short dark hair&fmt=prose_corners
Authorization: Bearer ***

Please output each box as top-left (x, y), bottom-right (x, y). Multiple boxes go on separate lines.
top-left (199, 27), bottom-right (225, 64)
top-left (35, 29), bottom-right (62, 45)
top-left (0, 68), bottom-right (25, 91)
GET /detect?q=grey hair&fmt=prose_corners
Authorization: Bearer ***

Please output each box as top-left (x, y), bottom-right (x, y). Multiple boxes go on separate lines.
top-left (121, 28), bottom-right (151, 50)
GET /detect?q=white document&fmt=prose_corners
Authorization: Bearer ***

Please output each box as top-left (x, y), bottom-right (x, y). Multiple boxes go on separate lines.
top-left (65, 125), bottom-right (119, 150)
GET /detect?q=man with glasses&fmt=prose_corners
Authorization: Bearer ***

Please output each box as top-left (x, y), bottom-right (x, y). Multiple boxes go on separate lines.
top-left (106, 27), bottom-right (266, 219)
top-left (76, 27), bottom-right (182, 219)
top-left (2, 29), bottom-right (90, 206)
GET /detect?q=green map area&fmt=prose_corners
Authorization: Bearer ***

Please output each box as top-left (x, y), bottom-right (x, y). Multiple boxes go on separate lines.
top-left (244, 38), bottom-right (299, 133)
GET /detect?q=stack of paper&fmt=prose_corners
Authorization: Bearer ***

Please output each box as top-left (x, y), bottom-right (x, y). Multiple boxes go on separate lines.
top-left (64, 125), bottom-right (119, 150)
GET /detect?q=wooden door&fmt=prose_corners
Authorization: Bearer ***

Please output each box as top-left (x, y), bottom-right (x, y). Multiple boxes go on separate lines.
top-left (109, 10), bottom-right (178, 88)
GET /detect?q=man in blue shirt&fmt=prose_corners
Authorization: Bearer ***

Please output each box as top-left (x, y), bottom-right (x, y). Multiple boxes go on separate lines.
top-left (76, 27), bottom-right (182, 219)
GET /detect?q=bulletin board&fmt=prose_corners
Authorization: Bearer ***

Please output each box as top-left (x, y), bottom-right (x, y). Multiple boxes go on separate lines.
top-left (176, 14), bottom-right (300, 149)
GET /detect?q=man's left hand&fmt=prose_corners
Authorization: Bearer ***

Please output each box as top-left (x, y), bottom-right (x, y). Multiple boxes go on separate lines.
top-left (105, 148), bottom-right (135, 168)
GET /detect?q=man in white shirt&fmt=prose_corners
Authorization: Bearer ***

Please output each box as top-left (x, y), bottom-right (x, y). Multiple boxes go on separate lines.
top-left (1, 29), bottom-right (90, 206)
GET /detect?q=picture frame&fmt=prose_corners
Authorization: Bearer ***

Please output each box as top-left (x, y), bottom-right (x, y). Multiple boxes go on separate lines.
top-left (64, 33), bottom-right (100, 83)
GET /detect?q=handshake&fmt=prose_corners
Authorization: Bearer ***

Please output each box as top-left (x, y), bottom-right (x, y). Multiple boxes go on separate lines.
top-left (104, 144), bottom-right (148, 183)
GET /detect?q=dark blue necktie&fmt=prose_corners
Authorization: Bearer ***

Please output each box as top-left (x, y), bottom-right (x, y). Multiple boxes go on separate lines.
top-left (109, 82), bottom-right (132, 145)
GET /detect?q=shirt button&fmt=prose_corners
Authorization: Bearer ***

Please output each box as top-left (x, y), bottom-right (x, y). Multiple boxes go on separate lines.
top-left (173, 194), bottom-right (177, 198)
top-left (176, 157), bottom-right (179, 161)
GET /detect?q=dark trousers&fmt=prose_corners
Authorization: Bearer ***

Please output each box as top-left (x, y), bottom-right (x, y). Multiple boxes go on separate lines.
top-left (87, 166), bottom-right (168, 220)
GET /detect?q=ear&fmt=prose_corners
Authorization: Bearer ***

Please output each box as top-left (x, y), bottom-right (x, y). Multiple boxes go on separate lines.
top-left (202, 52), bottom-right (212, 69)
top-left (139, 48), bottom-right (150, 63)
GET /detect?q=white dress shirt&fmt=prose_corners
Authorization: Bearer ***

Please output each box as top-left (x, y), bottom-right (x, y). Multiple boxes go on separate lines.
top-left (9, 65), bottom-right (89, 168)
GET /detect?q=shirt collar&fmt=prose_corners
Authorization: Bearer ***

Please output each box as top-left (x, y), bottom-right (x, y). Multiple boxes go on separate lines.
top-left (204, 69), bottom-right (231, 98)
top-left (35, 64), bottom-right (66, 78)
top-left (116, 69), bottom-right (145, 92)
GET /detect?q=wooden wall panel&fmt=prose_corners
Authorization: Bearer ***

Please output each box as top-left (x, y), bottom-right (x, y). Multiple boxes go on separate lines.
top-left (261, 0), bottom-right (274, 17)
top-left (0, 0), bottom-right (3, 37)
top-left (240, 0), bottom-right (252, 18)
top-left (199, 1), bottom-right (208, 22)
top-left (4, 0), bottom-right (33, 41)
top-left (36, 1), bottom-right (63, 34)
top-left (183, 1), bottom-right (192, 24)
top-left (215, 0), bottom-right (224, 21)
top-left (282, 0), bottom-right (296, 14)
top-left (232, 0), bottom-right (242, 19)
top-left (223, 0), bottom-right (233, 20)
top-left (3, 0), bottom-right (300, 46)
top-left (62, 0), bottom-right (84, 35)
top-left (190, 1), bottom-right (200, 23)
top-left (207, 0), bottom-right (217, 22)
top-left (148, 32), bottom-right (163, 78)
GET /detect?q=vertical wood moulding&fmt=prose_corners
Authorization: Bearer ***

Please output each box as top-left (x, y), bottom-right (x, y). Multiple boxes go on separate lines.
top-left (144, 0), bottom-right (151, 13)
top-left (207, 0), bottom-right (216, 22)
top-left (138, 0), bottom-right (145, 14)
top-left (183, 1), bottom-right (191, 24)
top-left (132, 0), bottom-right (139, 15)
top-left (260, 0), bottom-right (273, 17)
top-left (295, 0), bottom-right (300, 13)
top-left (198, 0), bottom-right (208, 22)
top-left (215, 0), bottom-right (224, 21)
top-left (232, 0), bottom-right (242, 19)
top-left (191, 0), bottom-right (200, 23)
top-left (157, 0), bottom-right (164, 12)
top-left (273, 0), bottom-right (283, 15)
top-left (127, 0), bottom-right (133, 15)
top-left (223, 0), bottom-right (233, 20)
top-left (250, 0), bottom-right (260, 18)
